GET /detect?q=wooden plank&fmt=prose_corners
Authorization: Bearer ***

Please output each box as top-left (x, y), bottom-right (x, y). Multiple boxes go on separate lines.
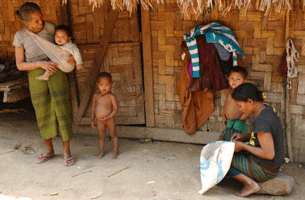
top-left (141, 7), bottom-right (155, 127)
top-left (74, 9), bottom-right (119, 123)
top-left (3, 88), bottom-right (30, 103)
top-left (285, 2), bottom-right (294, 162)
top-left (79, 117), bottom-right (145, 125)
top-left (74, 125), bottom-right (220, 144)
top-left (61, 1), bottom-right (79, 121)
top-left (132, 44), bottom-right (145, 121)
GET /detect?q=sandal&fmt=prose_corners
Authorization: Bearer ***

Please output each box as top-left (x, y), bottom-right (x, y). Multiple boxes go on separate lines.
top-left (64, 156), bottom-right (76, 167)
top-left (36, 153), bottom-right (55, 164)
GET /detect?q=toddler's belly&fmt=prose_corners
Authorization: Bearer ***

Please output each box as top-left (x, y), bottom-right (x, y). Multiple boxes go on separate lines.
top-left (95, 107), bottom-right (112, 119)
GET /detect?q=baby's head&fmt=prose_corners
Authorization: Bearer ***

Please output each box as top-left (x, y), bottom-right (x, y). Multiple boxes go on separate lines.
top-left (96, 72), bottom-right (113, 95)
top-left (55, 25), bottom-right (72, 46)
top-left (228, 66), bottom-right (247, 89)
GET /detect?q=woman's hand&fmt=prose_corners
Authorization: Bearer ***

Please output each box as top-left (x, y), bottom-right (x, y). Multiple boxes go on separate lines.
top-left (234, 141), bottom-right (245, 152)
top-left (39, 61), bottom-right (57, 75)
top-left (231, 133), bottom-right (246, 142)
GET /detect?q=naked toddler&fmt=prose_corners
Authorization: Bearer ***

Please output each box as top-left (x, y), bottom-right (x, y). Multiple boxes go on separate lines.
top-left (91, 72), bottom-right (119, 159)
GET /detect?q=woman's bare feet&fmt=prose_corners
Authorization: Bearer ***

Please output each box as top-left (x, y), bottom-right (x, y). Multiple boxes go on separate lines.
top-left (111, 151), bottom-right (119, 159)
top-left (236, 180), bottom-right (260, 197)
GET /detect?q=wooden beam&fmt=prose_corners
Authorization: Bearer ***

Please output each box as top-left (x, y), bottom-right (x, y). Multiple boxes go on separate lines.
top-left (74, 9), bottom-right (119, 123)
top-left (74, 125), bottom-right (219, 145)
top-left (61, 1), bottom-right (79, 121)
top-left (3, 88), bottom-right (30, 103)
top-left (285, 1), bottom-right (294, 162)
top-left (141, 7), bottom-right (155, 127)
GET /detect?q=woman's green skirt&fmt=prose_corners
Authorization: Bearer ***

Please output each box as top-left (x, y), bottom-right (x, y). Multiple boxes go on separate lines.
top-left (28, 68), bottom-right (73, 141)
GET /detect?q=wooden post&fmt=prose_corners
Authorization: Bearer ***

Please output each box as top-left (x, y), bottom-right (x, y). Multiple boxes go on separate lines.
top-left (285, 2), bottom-right (294, 163)
top-left (74, 9), bottom-right (119, 123)
top-left (61, 1), bottom-right (79, 121)
top-left (141, 7), bottom-right (155, 127)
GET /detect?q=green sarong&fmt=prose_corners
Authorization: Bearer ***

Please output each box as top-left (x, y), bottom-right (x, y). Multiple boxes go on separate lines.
top-left (218, 119), bottom-right (247, 141)
top-left (28, 68), bottom-right (73, 141)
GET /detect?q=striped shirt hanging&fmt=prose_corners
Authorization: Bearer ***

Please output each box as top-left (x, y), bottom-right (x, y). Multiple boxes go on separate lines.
top-left (184, 22), bottom-right (244, 78)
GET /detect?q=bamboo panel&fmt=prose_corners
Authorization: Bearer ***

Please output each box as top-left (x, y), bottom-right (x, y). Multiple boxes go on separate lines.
top-left (0, 0), bottom-right (62, 58)
top-left (77, 42), bottom-right (144, 124)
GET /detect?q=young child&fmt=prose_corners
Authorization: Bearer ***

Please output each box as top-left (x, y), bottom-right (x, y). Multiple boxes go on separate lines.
top-left (36, 25), bottom-right (83, 80)
top-left (220, 66), bottom-right (248, 140)
top-left (91, 72), bottom-right (119, 159)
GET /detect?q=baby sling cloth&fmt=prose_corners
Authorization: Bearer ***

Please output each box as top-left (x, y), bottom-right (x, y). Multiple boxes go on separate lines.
top-left (24, 29), bottom-right (74, 73)
top-left (199, 141), bottom-right (235, 195)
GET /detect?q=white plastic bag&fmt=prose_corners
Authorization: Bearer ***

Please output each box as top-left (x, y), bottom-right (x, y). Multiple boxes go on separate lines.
top-left (198, 141), bottom-right (235, 195)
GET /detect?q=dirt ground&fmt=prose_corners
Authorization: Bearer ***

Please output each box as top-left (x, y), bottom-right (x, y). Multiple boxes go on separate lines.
top-left (0, 112), bottom-right (305, 200)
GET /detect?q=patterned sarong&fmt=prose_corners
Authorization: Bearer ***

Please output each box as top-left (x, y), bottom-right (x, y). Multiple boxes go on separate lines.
top-left (28, 68), bottom-right (73, 141)
top-left (227, 153), bottom-right (279, 182)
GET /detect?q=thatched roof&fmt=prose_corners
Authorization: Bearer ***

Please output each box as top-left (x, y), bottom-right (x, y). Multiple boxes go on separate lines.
top-left (85, 0), bottom-right (300, 17)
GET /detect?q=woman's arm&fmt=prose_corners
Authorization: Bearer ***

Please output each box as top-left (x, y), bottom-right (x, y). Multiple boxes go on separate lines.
top-left (234, 132), bottom-right (275, 160)
top-left (15, 46), bottom-right (57, 73)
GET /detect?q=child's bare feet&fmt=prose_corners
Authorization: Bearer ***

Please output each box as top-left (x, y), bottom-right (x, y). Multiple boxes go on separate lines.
top-left (235, 180), bottom-right (260, 197)
top-left (97, 151), bottom-right (105, 159)
top-left (111, 151), bottom-right (119, 159)
top-left (36, 73), bottom-right (51, 81)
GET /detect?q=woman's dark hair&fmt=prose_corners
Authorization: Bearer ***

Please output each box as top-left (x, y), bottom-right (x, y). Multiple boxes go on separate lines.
top-left (55, 25), bottom-right (73, 37)
top-left (231, 83), bottom-right (264, 102)
top-left (16, 2), bottom-right (41, 21)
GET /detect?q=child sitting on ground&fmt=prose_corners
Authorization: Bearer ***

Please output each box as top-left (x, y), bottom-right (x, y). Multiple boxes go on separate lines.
top-left (91, 72), bottom-right (119, 159)
top-left (220, 66), bottom-right (248, 140)
top-left (36, 25), bottom-right (83, 80)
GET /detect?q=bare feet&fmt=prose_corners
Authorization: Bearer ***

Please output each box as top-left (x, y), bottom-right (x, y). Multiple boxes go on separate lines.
top-left (111, 151), bottom-right (119, 159)
top-left (235, 181), bottom-right (260, 197)
top-left (36, 74), bottom-right (50, 81)
top-left (97, 151), bottom-right (105, 159)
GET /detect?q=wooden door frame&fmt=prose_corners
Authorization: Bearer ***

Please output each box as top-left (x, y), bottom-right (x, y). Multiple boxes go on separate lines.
top-left (141, 7), bottom-right (155, 127)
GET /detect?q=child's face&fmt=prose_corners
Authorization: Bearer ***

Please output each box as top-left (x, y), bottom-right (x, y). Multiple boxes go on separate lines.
top-left (96, 77), bottom-right (112, 95)
top-left (228, 72), bottom-right (246, 89)
top-left (55, 30), bottom-right (71, 46)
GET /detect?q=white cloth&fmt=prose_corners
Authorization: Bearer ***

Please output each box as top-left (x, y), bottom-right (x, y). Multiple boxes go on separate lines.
top-left (286, 39), bottom-right (299, 78)
top-left (61, 41), bottom-right (83, 65)
top-left (24, 29), bottom-right (75, 73)
top-left (198, 141), bottom-right (235, 195)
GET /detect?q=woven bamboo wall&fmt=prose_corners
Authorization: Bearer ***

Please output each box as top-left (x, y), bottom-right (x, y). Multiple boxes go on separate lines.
top-left (0, 0), bottom-right (62, 59)
top-left (151, 2), bottom-right (305, 161)
top-left (69, 1), bottom-right (144, 124)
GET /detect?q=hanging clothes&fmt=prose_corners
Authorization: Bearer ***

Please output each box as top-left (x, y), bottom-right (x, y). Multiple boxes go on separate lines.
top-left (182, 35), bottom-right (229, 92)
top-left (177, 46), bottom-right (215, 135)
top-left (184, 22), bottom-right (244, 78)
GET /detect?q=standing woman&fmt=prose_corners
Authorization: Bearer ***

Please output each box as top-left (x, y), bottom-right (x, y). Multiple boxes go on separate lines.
top-left (13, 2), bottom-right (76, 166)
top-left (219, 82), bottom-right (285, 197)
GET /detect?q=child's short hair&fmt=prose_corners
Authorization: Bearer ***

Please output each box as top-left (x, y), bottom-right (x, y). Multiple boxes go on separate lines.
top-left (96, 72), bottom-right (112, 83)
top-left (55, 25), bottom-right (72, 37)
top-left (229, 66), bottom-right (247, 79)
